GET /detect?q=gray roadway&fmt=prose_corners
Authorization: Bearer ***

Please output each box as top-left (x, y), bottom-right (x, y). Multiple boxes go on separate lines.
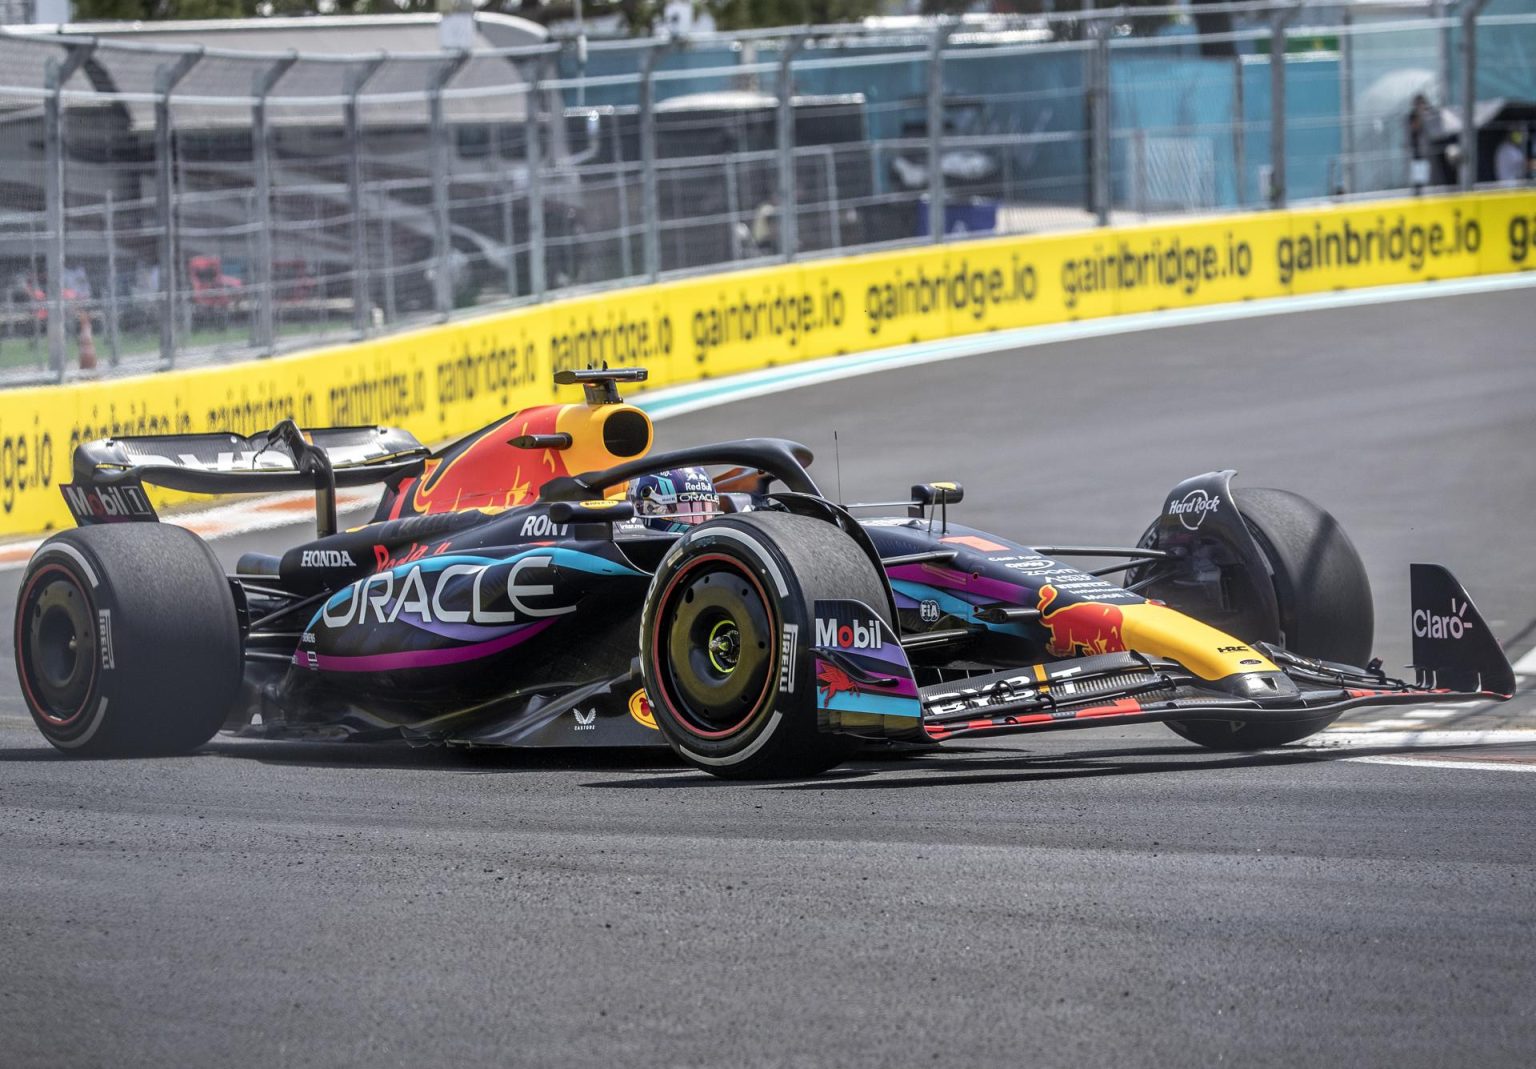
top-left (2, 288), bottom-right (1534, 1067)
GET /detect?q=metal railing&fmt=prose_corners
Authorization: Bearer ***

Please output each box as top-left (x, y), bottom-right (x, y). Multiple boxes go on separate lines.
top-left (0, 0), bottom-right (1531, 384)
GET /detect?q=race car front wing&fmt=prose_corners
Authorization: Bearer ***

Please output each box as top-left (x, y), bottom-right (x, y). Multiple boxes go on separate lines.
top-left (813, 563), bottom-right (1516, 744)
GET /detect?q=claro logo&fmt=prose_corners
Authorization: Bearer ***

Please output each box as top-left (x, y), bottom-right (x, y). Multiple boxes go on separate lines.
top-left (1414, 599), bottom-right (1472, 640)
top-left (815, 617), bottom-right (882, 650)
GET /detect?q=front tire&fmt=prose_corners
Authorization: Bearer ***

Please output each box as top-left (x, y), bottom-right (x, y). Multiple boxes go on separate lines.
top-left (641, 512), bottom-right (891, 779)
top-left (14, 524), bottom-right (243, 757)
top-left (1166, 487), bottom-right (1373, 751)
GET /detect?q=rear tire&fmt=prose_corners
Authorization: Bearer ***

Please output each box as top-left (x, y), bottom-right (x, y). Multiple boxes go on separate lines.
top-left (1166, 487), bottom-right (1373, 751)
top-left (641, 512), bottom-right (890, 779)
top-left (14, 524), bottom-right (242, 757)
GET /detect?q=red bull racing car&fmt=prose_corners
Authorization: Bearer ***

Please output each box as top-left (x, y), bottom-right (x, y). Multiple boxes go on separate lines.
top-left (13, 367), bottom-right (1516, 778)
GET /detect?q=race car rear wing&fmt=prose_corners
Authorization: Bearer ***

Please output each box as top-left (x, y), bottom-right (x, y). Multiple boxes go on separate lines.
top-left (63, 420), bottom-right (429, 536)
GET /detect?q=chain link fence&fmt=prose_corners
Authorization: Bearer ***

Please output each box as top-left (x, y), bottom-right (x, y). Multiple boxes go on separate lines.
top-left (0, 0), bottom-right (1532, 384)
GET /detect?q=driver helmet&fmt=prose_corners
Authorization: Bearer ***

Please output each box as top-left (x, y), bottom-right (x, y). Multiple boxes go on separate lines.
top-left (628, 467), bottom-right (719, 532)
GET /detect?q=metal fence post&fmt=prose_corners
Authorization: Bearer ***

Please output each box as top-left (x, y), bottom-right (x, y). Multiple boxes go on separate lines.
top-left (1340, 10), bottom-right (1354, 195)
top-left (526, 56), bottom-right (547, 300)
top-left (1090, 20), bottom-right (1111, 226)
top-left (640, 43), bottom-right (662, 282)
top-left (1269, 3), bottom-right (1303, 209)
top-left (381, 193), bottom-right (397, 322)
top-left (1432, 0), bottom-right (1453, 112)
top-left (615, 115), bottom-right (633, 278)
top-left (1460, 0), bottom-right (1489, 190)
top-left (252, 52), bottom-right (296, 355)
top-left (497, 119), bottom-right (518, 299)
top-left (927, 23), bottom-right (952, 242)
top-left (43, 41), bottom-right (94, 381)
top-left (345, 55), bottom-right (386, 336)
top-left (724, 160), bottom-right (740, 257)
top-left (823, 148), bottom-right (842, 248)
top-left (776, 34), bottom-right (804, 261)
top-left (1233, 54), bottom-right (1247, 206)
top-left (154, 49), bottom-right (202, 369)
top-left (104, 189), bottom-right (120, 366)
top-left (430, 51), bottom-right (469, 319)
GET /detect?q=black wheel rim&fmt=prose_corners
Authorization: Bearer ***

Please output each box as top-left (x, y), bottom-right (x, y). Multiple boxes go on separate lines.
top-left (19, 565), bottom-right (97, 728)
top-left (657, 557), bottom-right (777, 739)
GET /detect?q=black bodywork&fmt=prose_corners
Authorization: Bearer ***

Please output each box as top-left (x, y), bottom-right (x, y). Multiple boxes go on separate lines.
top-left (54, 369), bottom-right (1516, 756)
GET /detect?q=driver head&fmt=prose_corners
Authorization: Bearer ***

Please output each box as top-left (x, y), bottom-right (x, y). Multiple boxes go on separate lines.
top-left (628, 467), bottom-right (720, 533)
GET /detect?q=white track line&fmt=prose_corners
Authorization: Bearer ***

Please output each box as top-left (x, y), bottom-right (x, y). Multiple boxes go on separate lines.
top-left (1313, 729), bottom-right (1536, 769)
top-left (1347, 755), bottom-right (1536, 772)
top-left (1310, 729), bottom-right (1536, 748)
top-left (1512, 646), bottom-right (1536, 676)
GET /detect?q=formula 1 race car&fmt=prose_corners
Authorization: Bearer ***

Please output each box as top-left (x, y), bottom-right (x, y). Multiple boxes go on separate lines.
top-left (13, 367), bottom-right (1516, 778)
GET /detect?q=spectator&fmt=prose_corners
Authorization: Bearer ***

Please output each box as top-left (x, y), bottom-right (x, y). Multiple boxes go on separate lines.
top-left (750, 195), bottom-right (780, 256)
top-left (1406, 93), bottom-right (1435, 193)
top-left (62, 263), bottom-right (91, 300)
top-left (1495, 129), bottom-right (1529, 186)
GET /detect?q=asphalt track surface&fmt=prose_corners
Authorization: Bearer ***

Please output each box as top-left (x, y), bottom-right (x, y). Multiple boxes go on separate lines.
top-left (2, 288), bottom-right (1534, 1068)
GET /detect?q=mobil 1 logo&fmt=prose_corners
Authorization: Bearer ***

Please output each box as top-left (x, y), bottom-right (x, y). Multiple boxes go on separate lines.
top-left (61, 483), bottom-right (158, 525)
top-left (812, 599), bottom-right (889, 652)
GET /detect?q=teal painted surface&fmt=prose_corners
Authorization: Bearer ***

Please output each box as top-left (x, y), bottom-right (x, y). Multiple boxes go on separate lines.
top-left (1477, 0), bottom-right (1536, 101)
top-left (1107, 49), bottom-right (1342, 209)
top-left (552, 28), bottom-right (1497, 209)
top-left (939, 46), bottom-right (1089, 204)
top-left (554, 46), bottom-right (745, 107)
top-left (1109, 52), bottom-right (1244, 207)
top-left (1281, 55), bottom-right (1345, 201)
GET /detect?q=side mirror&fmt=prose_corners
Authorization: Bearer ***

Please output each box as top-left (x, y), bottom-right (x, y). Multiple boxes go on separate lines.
top-left (549, 499), bottom-right (636, 525)
top-left (911, 482), bottom-right (964, 506)
top-left (909, 482), bottom-right (963, 526)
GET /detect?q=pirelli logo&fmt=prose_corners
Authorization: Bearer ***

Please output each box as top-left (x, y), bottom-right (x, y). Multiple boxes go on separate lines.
top-left (97, 609), bottom-right (115, 670)
top-left (778, 624), bottom-right (798, 693)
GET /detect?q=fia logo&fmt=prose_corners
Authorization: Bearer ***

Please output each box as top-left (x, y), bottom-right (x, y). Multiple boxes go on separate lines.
top-left (919, 600), bottom-right (941, 624)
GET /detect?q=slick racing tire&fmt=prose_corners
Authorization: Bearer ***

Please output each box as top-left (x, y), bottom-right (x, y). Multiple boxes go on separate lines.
top-left (14, 524), bottom-right (242, 757)
top-left (1167, 487), bottom-right (1374, 751)
top-left (641, 512), bottom-right (889, 779)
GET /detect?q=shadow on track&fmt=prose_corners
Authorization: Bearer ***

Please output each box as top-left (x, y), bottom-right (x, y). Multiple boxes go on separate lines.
top-left (0, 747), bottom-right (70, 762)
top-left (0, 737), bottom-right (684, 774)
top-left (590, 737), bottom-right (1536, 790)
top-left (4, 734), bottom-right (1529, 786)
top-left (586, 742), bottom-right (1342, 790)
top-left (203, 737), bottom-right (684, 775)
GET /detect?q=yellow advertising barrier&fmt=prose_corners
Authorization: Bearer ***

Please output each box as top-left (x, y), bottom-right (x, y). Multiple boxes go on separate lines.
top-left (0, 189), bottom-right (1531, 537)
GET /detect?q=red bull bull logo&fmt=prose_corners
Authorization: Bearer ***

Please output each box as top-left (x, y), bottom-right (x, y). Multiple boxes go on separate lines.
top-left (1037, 584), bottom-right (1126, 657)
